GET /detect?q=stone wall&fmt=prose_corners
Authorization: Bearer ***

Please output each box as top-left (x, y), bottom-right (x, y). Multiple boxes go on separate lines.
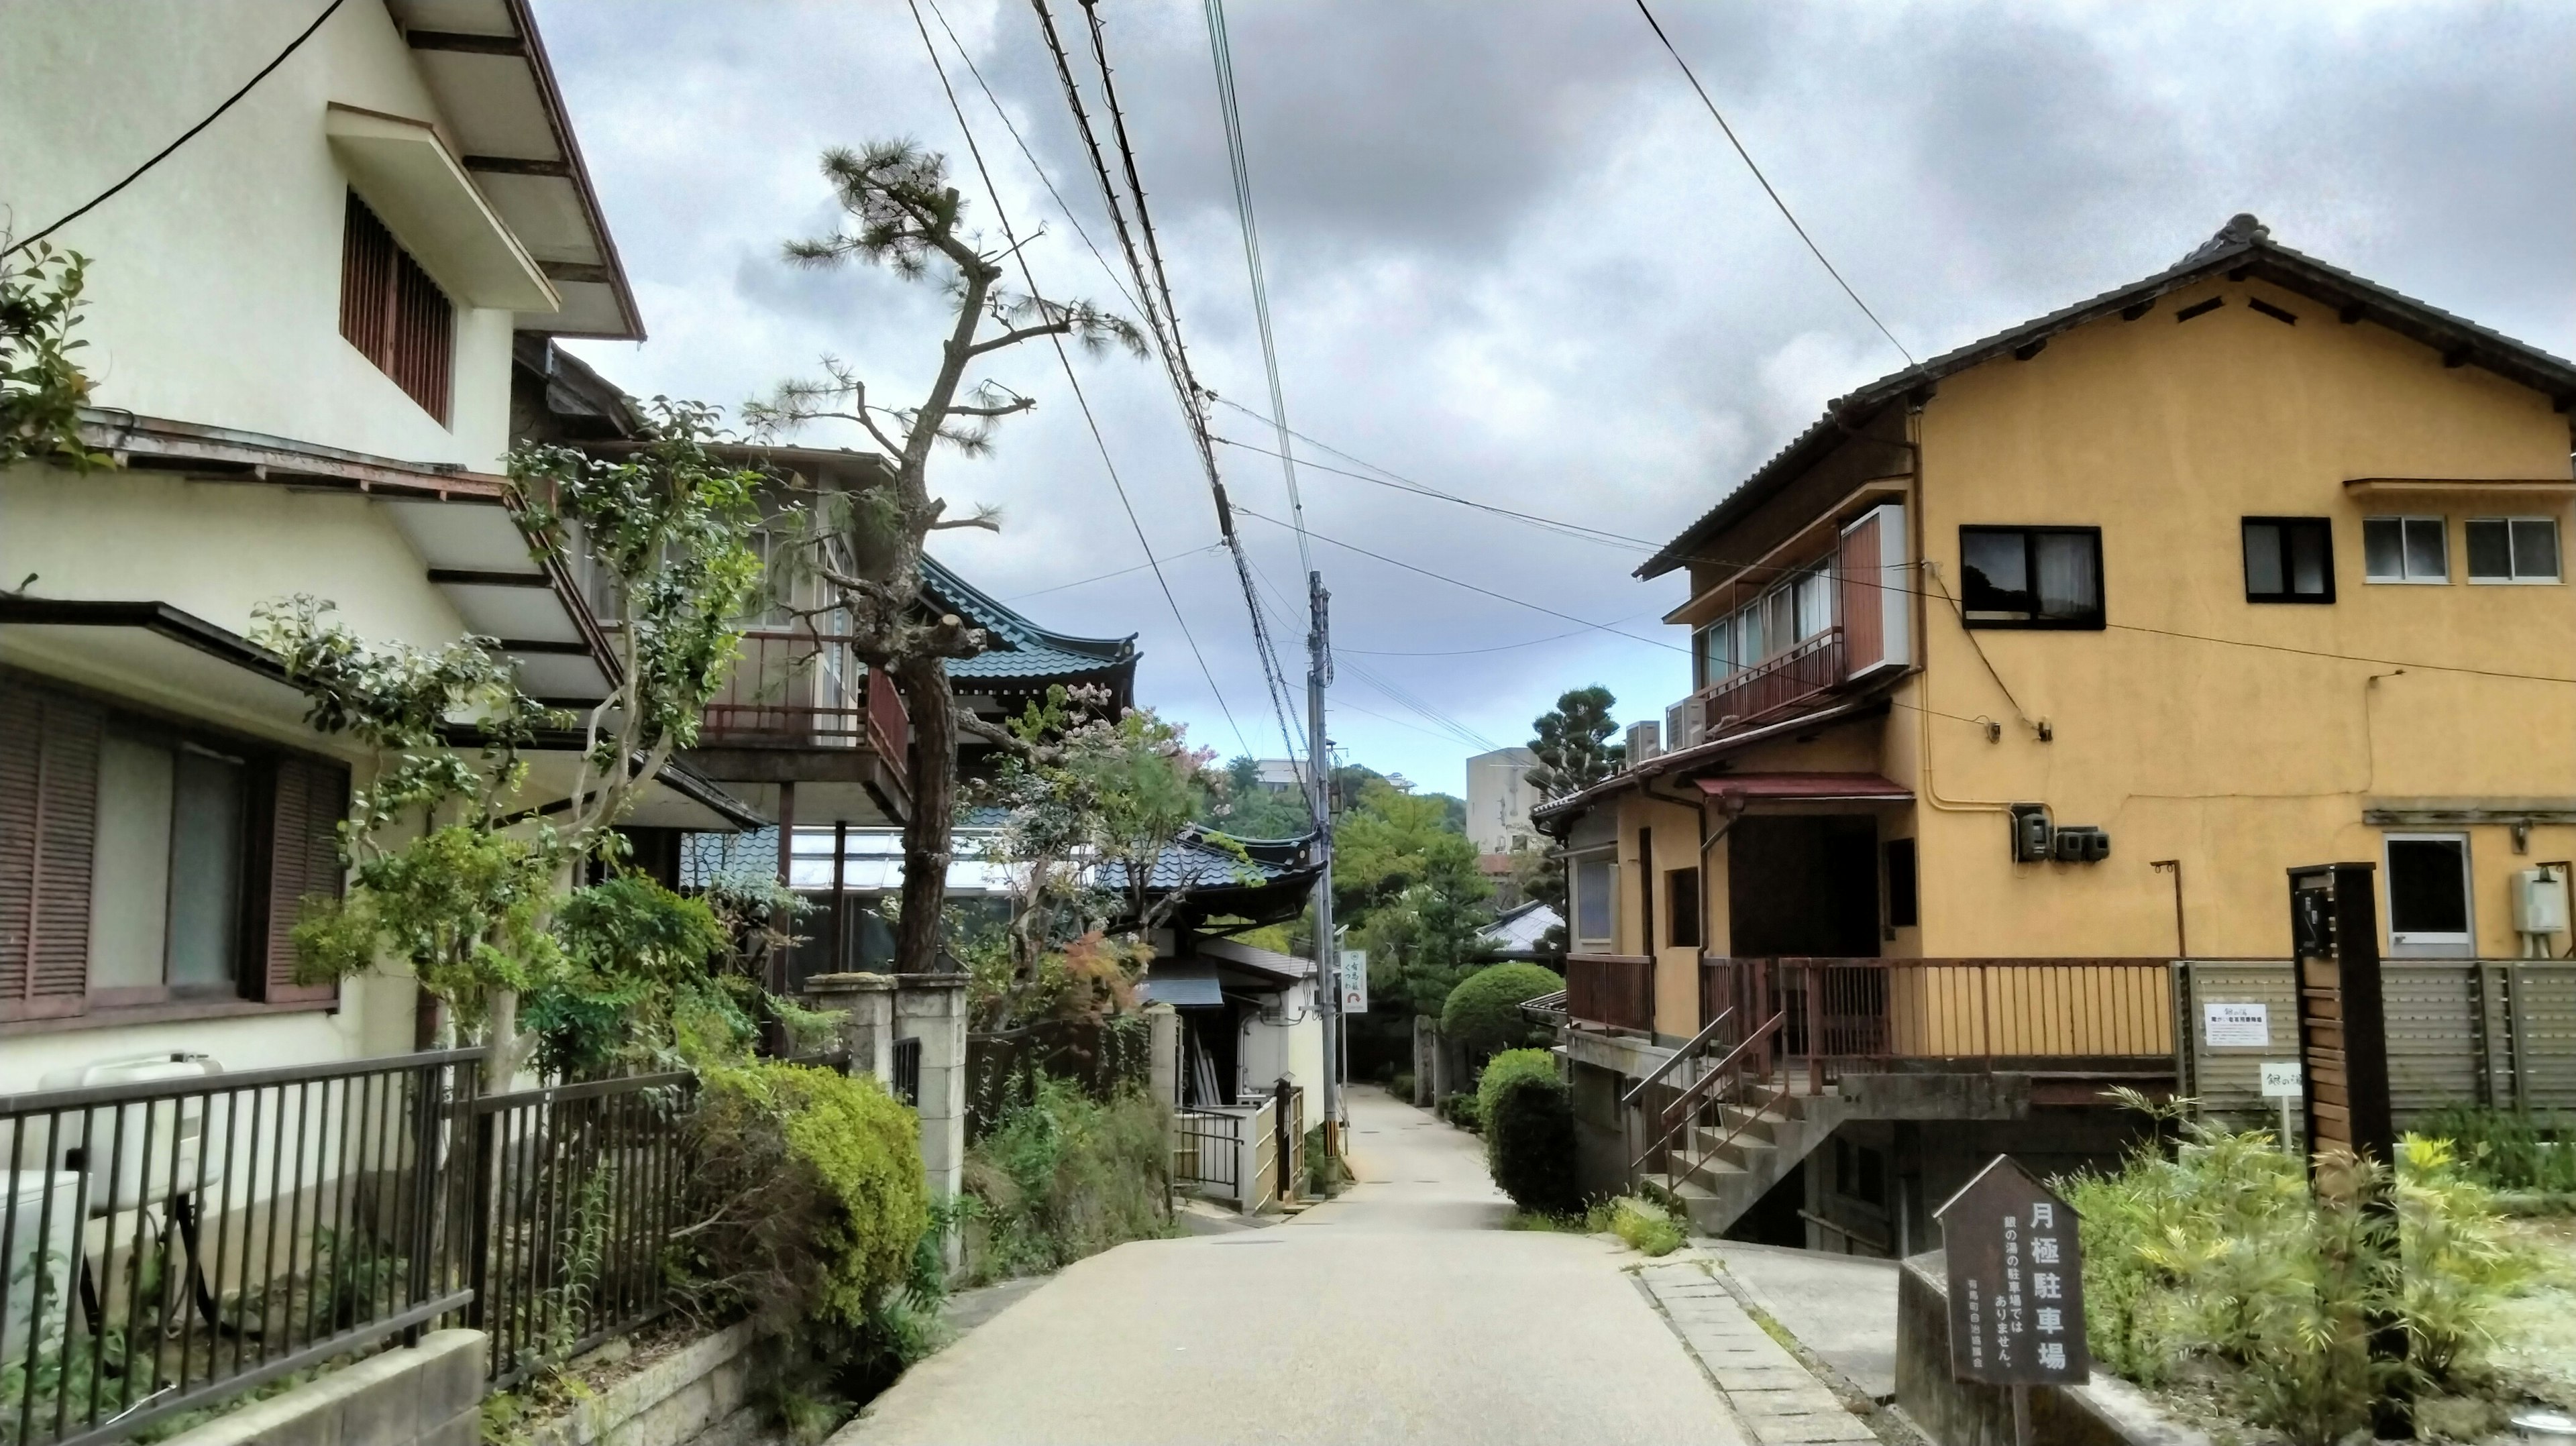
top-left (527, 1323), bottom-right (763, 1446)
top-left (158, 1329), bottom-right (485, 1446)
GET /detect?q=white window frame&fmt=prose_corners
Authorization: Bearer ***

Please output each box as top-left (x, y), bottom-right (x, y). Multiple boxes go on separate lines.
top-left (2383, 832), bottom-right (2475, 956)
top-left (1568, 846), bottom-right (1617, 952)
top-left (2463, 516), bottom-right (2563, 585)
top-left (2362, 516), bottom-right (2449, 584)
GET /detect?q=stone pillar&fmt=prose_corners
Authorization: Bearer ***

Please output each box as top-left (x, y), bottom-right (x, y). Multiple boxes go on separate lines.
top-left (1144, 1003), bottom-right (1181, 1109)
top-left (892, 973), bottom-right (969, 1214)
top-left (803, 972), bottom-right (896, 1086)
top-left (1412, 1015), bottom-right (1436, 1105)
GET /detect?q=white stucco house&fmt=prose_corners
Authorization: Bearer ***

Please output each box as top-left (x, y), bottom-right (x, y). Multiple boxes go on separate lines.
top-left (0, 0), bottom-right (750, 1091)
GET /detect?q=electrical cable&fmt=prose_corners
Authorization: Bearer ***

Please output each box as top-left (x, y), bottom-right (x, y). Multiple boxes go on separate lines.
top-left (1201, 0), bottom-right (1313, 578)
top-left (909, 0), bottom-right (1256, 759)
top-left (5, 0), bottom-right (346, 258)
top-left (1631, 0), bottom-right (1915, 370)
top-left (1000, 541), bottom-right (1228, 601)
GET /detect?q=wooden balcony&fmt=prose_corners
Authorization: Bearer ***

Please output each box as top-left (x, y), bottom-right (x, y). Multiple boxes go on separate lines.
top-left (1694, 956), bottom-right (2174, 1085)
top-left (1698, 626), bottom-right (1845, 733)
top-left (688, 629), bottom-right (912, 817)
top-left (1565, 954), bottom-right (1655, 1034)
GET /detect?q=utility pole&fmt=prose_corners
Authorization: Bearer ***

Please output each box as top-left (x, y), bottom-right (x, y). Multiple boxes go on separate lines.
top-left (1307, 568), bottom-right (1339, 1154)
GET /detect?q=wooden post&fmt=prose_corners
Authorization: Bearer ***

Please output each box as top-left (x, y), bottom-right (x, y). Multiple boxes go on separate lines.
top-left (1807, 961), bottom-right (1825, 1094)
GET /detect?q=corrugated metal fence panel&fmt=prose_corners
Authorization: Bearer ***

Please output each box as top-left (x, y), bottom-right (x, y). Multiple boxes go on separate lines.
top-left (2518, 964), bottom-right (2576, 1111)
top-left (2180, 962), bottom-right (2298, 1118)
top-left (2382, 966), bottom-right (2483, 1118)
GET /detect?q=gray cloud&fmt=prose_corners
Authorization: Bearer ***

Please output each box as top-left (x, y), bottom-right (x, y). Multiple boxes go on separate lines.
top-left (539, 0), bottom-right (2576, 793)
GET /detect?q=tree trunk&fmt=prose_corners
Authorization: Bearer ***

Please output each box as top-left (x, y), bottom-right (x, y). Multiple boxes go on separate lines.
top-left (894, 654), bottom-right (957, 976)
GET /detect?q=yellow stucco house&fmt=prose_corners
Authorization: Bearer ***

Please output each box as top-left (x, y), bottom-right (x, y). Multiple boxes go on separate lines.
top-left (1535, 215), bottom-right (2576, 1251)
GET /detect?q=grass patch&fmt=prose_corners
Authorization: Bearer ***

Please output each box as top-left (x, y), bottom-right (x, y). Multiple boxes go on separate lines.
top-left (1611, 1196), bottom-right (1685, 1257)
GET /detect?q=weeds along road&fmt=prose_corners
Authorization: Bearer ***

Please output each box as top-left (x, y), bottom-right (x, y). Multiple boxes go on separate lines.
top-left (834, 1085), bottom-right (1750, 1446)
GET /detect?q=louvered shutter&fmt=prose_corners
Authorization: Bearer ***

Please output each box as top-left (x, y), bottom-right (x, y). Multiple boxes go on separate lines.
top-left (263, 756), bottom-right (349, 1004)
top-left (1, 684), bottom-right (102, 1021)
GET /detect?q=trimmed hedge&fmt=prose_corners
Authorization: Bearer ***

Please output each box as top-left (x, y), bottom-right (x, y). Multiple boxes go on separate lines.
top-left (1485, 1070), bottom-right (1579, 1215)
top-left (1476, 1048), bottom-right (1558, 1126)
top-left (1440, 962), bottom-right (1562, 1060)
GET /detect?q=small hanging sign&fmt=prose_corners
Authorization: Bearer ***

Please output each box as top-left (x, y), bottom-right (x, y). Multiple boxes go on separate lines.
top-left (1935, 1154), bottom-right (2088, 1388)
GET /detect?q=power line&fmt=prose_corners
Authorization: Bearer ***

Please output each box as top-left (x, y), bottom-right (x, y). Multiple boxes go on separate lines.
top-left (1631, 0), bottom-right (1915, 370)
top-left (6, 0), bottom-right (346, 258)
top-left (1000, 541), bottom-right (1228, 601)
top-left (1241, 549), bottom-right (1501, 755)
top-left (1211, 428), bottom-right (1652, 553)
top-left (909, 0), bottom-right (1256, 759)
top-left (1201, 0), bottom-right (1312, 577)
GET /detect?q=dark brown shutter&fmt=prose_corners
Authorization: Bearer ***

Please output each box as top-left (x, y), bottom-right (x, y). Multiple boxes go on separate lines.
top-left (1, 683), bottom-right (102, 1021)
top-left (264, 756), bottom-right (349, 1004)
top-left (338, 191), bottom-right (453, 423)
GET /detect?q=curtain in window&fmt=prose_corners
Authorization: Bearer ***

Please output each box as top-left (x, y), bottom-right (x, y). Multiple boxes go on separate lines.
top-left (2035, 533), bottom-right (2098, 618)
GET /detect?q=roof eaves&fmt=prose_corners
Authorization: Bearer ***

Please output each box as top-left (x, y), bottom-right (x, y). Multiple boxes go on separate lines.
top-left (502, 0), bottom-right (645, 341)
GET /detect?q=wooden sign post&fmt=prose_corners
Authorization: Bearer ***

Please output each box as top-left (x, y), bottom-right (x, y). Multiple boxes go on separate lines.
top-left (2285, 863), bottom-right (2395, 1178)
top-left (1936, 1156), bottom-right (2088, 1445)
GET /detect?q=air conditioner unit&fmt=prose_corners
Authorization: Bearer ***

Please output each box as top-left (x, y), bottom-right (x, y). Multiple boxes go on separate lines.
top-left (1625, 720), bottom-right (1662, 765)
top-left (1838, 502), bottom-right (1913, 681)
top-left (32, 1053), bottom-right (225, 1213)
top-left (1664, 696), bottom-right (1707, 751)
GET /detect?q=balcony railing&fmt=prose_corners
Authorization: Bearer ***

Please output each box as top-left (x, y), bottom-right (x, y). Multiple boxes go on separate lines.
top-left (1699, 626), bottom-right (1845, 734)
top-left (1565, 954), bottom-right (1655, 1034)
top-left (702, 628), bottom-right (910, 765)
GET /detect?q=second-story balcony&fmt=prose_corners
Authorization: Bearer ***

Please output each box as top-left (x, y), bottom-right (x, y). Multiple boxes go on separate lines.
top-left (1697, 625), bottom-right (1845, 734)
top-left (689, 628), bottom-right (912, 820)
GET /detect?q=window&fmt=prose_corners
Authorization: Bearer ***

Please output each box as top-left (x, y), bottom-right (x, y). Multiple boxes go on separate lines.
top-left (339, 190), bottom-right (454, 423)
top-left (2384, 833), bottom-right (2472, 954)
top-left (1884, 838), bottom-right (1919, 930)
top-left (1636, 828), bottom-right (1655, 953)
top-left (2241, 518), bottom-right (2334, 603)
top-left (2363, 516), bottom-right (2447, 583)
top-left (1695, 619), bottom-right (1731, 687)
top-left (1665, 867), bottom-right (1701, 950)
top-left (1571, 850), bottom-right (1615, 949)
top-left (1959, 526), bottom-right (2104, 628)
top-left (1, 673), bottom-right (348, 1022)
top-left (1794, 563), bottom-right (1835, 641)
top-left (2465, 517), bottom-right (2561, 583)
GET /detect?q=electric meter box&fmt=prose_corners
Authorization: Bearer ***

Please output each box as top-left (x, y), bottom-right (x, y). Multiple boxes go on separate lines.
top-left (2510, 868), bottom-right (2570, 934)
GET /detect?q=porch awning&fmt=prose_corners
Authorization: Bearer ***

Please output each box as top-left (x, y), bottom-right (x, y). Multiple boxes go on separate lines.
top-left (1697, 773), bottom-right (1914, 808)
top-left (1138, 966), bottom-right (1225, 1008)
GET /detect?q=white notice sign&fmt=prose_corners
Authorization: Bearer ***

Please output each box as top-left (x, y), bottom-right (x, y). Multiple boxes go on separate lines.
top-left (1338, 950), bottom-right (1368, 1014)
top-left (2260, 1062), bottom-right (2303, 1098)
top-left (2202, 1001), bottom-right (2269, 1048)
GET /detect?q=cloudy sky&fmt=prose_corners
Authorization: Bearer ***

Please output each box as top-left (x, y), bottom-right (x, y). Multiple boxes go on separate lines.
top-left (540, 0), bottom-right (2576, 797)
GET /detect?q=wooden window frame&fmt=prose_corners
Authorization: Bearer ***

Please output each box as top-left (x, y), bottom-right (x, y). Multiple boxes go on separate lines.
top-left (2241, 516), bottom-right (2337, 604)
top-left (339, 190), bottom-right (455, 424)
top-left (1568, 846), bottom-right (1616, 952)
top-left (1958, 525), bottom-right (2106, 630)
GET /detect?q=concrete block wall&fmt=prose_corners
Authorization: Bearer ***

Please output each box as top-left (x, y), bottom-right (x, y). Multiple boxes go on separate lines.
top-left (158, 1329), bottom-right (484, 1446)
top-left (1894, 1253), bottom-right (2210, 1446)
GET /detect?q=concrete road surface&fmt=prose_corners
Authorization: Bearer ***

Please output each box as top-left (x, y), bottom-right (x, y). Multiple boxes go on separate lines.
top-left (836, 1086), bottom-right (1749, 1446)
top-left (1707, 1240), bottom-right (1902, 1401)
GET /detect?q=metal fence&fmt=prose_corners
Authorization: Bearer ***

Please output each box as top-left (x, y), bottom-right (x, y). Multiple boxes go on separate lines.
top-left (1172, 1111), bottom-right (1240, 1197)
top-left (2, 1048), bottom-right (480, 1446)
top-left (965, 1017), bottom-right (1154, 1139)
top-left (448, 1071), bottom-right (697, 1392)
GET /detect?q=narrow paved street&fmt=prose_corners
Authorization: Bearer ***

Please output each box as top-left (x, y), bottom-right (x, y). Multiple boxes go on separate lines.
top-left (837, 1087), bottom-right (1751, 1445)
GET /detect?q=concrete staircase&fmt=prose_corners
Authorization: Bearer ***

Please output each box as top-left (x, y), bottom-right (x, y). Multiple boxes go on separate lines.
top-left (1640, 1092), bottom-right (1850, 1237)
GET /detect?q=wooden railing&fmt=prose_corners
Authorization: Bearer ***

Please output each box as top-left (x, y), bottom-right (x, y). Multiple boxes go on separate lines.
top-left (1566, 954), bottom-right (1655, 1034)
top-left (1699, 956), bottom-right (2176, 1087)
top-left (702, 628), bottom-right (910, 765)
top-left (1700, 626), bottom-right (1845, 731)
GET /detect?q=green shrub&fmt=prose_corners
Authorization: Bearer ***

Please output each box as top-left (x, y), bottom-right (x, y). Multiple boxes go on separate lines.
top-left (963, 1074), bottom-right (1171, 1280)
top-left (1437, 1093), bottom-right (1482, 1132)
top-left (1485, 1071), bottom-right (1579, 1216)
top-left (1611, 1196), bottom-right (1684, 1256)
top-left (2415, 1103), bottom-right (2576, 1194)
top-left (1440, 962), bottom-right (1562, 1060)
top-left (2063, 1092), bottom-right (2544, 1445)
top-left (1390, 1071), bottom-right (1416, 1103)
top-left (686, 1062), bottom-right (928, 1332)
top-left (1303, 1124), bottom-right (1349, 1198)
top-left (1475, 1048), bottom-right (1557, 1123)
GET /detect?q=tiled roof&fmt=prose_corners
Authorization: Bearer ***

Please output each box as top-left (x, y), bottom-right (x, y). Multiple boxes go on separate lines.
top-left (1097, 826), bottom-right (1320, 893)
top-left (922, 555), bottom-right (1140, 689)
top-left (1640, 214), bottom-right (2576, 580)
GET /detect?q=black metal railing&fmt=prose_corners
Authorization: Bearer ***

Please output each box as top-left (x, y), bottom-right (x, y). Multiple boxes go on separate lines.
top-left (1, 1048), bottom-right (480, 1446)
top-left (1172, 1111), bottom-right (1240, 1197)
top-left (449, 1071), bottom-right (697, 1392)
top-left (891, 1039), bottom-right (923, 1110)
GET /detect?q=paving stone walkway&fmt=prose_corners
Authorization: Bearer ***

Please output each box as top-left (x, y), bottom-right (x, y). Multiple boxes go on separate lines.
top-left (1635, 1260), bottom-right (1880, 1445)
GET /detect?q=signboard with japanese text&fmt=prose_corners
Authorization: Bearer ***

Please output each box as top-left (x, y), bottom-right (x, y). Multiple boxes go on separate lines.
top-left (2260, 1061), bottom-right (2303, 1099)
top-left (1338, 950), bottom-right (1368, 1014)
top-left (2202, 1001), bottom-right (2270, 1048)
top-left (1935, 1155), bottom-right (2088, 1387)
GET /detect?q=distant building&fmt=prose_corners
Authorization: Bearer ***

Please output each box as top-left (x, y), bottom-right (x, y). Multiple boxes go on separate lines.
top-left (1479, 901), bottom-right (1564, 961)
top-left (1465, 746), bottom-right (1541, 854)
top-left (1249, 758), bottom-right (1306, 792)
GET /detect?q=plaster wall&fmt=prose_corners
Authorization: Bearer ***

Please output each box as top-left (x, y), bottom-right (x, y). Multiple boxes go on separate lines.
top-left (0, 1), bottom-right (521, 467)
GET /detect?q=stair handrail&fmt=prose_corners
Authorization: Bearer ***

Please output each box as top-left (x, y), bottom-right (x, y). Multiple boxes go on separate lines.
top-left (1630, 1009), bottom-right (1783, 1174)
top-left (1617, 1006), bottom-right (1735, 1107)
top-left (1674, 1072), bottom-right (1792, 1198)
